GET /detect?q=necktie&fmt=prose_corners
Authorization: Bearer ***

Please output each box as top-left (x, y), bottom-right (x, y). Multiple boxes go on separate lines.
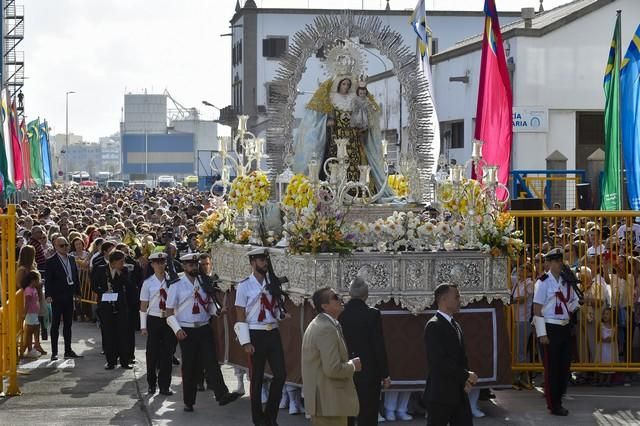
top-left (451, 318), bottom-right (463, 343)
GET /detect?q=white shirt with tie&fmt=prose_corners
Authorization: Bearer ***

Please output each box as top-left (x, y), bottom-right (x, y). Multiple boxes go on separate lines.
top-left (166, 275), bottom-right (217, 326)
top-left (140, 274), bottom-right (167, 318)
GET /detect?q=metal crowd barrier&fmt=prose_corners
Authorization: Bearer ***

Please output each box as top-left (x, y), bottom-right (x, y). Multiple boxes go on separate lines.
top-left (78, 268), bottom-right (97, 306)
top-left (508, 210), bottom-right (640, 374)
top-left (0, 205), bottom-right (21, 395)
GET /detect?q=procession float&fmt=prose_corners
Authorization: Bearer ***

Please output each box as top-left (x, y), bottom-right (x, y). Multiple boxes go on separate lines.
top-left (202, 14), bottom-right (521, 389)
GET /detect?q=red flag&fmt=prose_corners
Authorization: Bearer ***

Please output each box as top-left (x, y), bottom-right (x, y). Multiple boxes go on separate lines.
top-left (9, 99), bottom-right (24, 189)
top-left (19, 118), bottom-right (30, 188)
top-left (474, 0), bottom-right (512, 195)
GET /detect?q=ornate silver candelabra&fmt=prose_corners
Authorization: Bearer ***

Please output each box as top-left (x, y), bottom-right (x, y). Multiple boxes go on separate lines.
top-left (305, 138), bottom-right (390, 207)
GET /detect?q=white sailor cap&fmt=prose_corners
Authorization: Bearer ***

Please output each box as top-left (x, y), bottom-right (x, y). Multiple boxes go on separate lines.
top-left (149, 252), bottom-right (168, 261)
top-left (247, 247), bottom-right (269, 259)
top-left (545, 247), bottom-right (564, 261)
top-left (180, 253), bottom-right (201, 263)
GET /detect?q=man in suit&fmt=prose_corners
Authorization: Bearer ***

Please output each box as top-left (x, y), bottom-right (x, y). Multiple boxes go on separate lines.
top-left (91, 250), bottom-right (136, 369)
top-left (302, 287), bottom-right (361, 426)
top-left (339, 277), bottom-right (390, 426)
top-left (45, 236), bottom-right (82, 360)
top-left (423, 283), bottom-right (477, 426)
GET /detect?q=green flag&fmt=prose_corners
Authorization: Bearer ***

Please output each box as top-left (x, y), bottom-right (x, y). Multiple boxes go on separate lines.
top-left (601, 12), bottom-right (622, 210)
top-left (27, 118), bottom-right (43, 186)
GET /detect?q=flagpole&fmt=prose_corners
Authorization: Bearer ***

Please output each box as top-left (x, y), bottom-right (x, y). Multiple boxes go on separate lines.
top-left (617, 10), bottom-right (623, 210)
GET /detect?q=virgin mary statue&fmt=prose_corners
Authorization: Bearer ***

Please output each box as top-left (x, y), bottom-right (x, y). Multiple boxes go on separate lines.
top-left (291, 45), bottom-right (394, 198)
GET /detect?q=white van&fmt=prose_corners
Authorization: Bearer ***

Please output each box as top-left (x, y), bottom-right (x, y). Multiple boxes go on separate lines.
top-left (157, 176), bottom-right (176, 188)
top-left (106, 180), bottom-right (125, 189)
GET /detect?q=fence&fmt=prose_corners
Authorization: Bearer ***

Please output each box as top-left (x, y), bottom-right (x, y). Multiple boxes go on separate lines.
top-left (510, 170), bottom-right (587, 210)
top-left (0, 205), bottom-right (21, 395)
top-left (508, 210), bottom-right (640, 374)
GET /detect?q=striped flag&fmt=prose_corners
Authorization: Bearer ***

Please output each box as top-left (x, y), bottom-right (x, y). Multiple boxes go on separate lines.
top-left (601, 12), bottom-right (622, 210)
top-left (474, 0), bottom-right (512, 195)
top-left (621, 24), bottom-right (640, 209)
top-left (27, 118), bottom-right (43, 186)
top-left (0, 88), bottom-right (15, 194)
top-left (410, 0), bottom-right (440, 175)
top-left (9, 98), bottom-right (24, 189)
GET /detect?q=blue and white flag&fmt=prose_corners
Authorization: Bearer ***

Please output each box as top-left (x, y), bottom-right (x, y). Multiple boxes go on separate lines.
top-left (622, 25), bottom-right (640, 209)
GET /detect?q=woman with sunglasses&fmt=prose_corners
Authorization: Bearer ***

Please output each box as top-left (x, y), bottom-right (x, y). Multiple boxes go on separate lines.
top-left (139, 251), bottom-right (177, 396)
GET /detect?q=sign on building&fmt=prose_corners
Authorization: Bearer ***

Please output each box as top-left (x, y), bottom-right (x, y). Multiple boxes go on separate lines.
top-left (513, 107), bottom-right (548, 133)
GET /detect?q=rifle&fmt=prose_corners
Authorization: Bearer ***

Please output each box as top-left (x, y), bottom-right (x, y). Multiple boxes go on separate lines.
top-left (265, 253), bottom-right (289, 319)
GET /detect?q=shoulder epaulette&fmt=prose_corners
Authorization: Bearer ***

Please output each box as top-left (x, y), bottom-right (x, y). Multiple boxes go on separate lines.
top-left (538, 273), bottom-right (548, 282)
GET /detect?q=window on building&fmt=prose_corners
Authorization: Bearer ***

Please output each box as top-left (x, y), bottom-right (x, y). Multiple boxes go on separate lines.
top-left (576, 112), bottom-right (604, 146)
top-left (431, 38), bottom-right (439, 55)
top-left (576, 111), bottom-right (605, 170)
top-left (440, 120), bottom-right (464, 151)
top-left (263, 37), bottom-right (287, 58)
top-left (382, 129), bottom-right (398, 144)
top-left (233, 41), bottom-right (243, 66)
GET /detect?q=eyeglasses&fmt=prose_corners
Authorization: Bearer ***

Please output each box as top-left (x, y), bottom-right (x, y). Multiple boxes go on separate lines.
top-left (330, 293), bottom-right (341, 301)
top-left (57, 243), bottom-right (69, 248)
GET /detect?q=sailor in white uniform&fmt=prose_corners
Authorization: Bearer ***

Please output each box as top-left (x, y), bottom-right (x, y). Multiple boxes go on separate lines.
top-left (139, 252), bottom-right (176, 396)
top-left (165, 253), bottom-right (240, 412)
top-left (234, 248), bottom-right (287, 426)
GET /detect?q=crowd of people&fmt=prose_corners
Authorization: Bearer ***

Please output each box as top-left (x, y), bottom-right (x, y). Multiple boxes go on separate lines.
top-left (510, 216), bottom-right (640, 390)
top-left (7, 185), bottom-right (640, 425)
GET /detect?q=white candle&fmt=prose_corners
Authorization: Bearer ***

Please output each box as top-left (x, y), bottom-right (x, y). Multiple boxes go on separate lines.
top-left (237, 115), bottom-right (249, 132)
top-left (472, 140), bottom-right (483, 159)
top-left (358, 165), bottom-right (371, 185)
top-left (485, 166), bottom-right (498, 184)
top-left (221, 166), bottom-right (230, 182)
top-left (381, 139), bottom-right (388, 157)
top-left (308, 159), bottom-right (320, 183)
top-left (219, 137), bottom-right (227, 155)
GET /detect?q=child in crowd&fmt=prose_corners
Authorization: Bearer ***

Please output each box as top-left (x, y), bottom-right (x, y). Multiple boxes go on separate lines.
top-left (598, 308), bottom-right (615, 386)
top-left (21, 271), bottom-right (45, 358)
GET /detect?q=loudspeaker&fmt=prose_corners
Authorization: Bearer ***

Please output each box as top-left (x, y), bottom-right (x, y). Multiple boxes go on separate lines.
top-left (510, 198), bottom-right (543, 246)
top-left (576, 183), bottom-right (592, 210)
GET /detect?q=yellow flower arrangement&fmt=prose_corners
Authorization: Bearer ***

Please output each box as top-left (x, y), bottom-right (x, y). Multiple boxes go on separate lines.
top-left (438, 178), bottom-right (487, 217)
top-left (228, 171), bottom-right (271, 211)
top-left (197, 207), bottom-right (236, 250)
top-left (283, 174), bottom-right (314, 210)
top-left (388, 174), bottom-right (408, 197)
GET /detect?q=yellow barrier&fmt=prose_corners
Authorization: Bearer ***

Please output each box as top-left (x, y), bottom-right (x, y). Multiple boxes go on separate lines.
top-left (508, 210), bottom-right (640, 375)
top-left (0, 204), bottom-right (20, 395)
top-left (79, 268), bottom-right (97, 306)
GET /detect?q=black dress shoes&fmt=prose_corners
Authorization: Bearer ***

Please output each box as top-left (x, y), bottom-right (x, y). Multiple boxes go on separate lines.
top-left (51, 354), bottom-right (58, 361)
top-left (551, 407), bottom-right (569, 416)
top-left (184, 405), bottom-right (194, 412)
top-left (105, 364), bottom-right (115, 370)
top-left (218, 392), bottom-right (241, 406)
top-left (159, 389), bottom-right (174, 396)
top-left (64, 350), bottom-right (82, 359)
top-left (147, 387), bottom-right (156, 395)
top-left (120, 363), bottom-right (133, 369)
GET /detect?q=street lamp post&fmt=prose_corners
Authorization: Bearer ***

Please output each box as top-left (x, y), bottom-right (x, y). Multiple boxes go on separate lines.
top-left (65, 90), bottom-right (76, 182)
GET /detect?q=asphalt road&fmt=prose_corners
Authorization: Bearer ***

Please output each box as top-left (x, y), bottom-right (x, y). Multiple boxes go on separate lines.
top-left (2, 321), bottom-right (640, 425)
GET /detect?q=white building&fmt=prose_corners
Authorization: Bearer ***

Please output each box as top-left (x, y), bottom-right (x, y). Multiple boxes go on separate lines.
top-left (99, 135), bottom-right (121, 175)
top-left (430, 0), bottom-right (640, 206)
top-left (228, 1), bottom-right (520, 139)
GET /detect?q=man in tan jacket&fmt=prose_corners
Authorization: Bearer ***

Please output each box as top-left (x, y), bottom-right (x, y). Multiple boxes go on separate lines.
top-left (302, 287), bottom-right (361, 426)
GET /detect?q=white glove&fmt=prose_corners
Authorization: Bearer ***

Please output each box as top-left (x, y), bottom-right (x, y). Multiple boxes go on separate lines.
top-left (234, 322), bottom-right (251, 346)
top-left (139, 311), bottom-right (148, 330)
top-left (166, 315), bottom-right (182, 335)
top-left (532, 316), bottom-right (547, 337)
